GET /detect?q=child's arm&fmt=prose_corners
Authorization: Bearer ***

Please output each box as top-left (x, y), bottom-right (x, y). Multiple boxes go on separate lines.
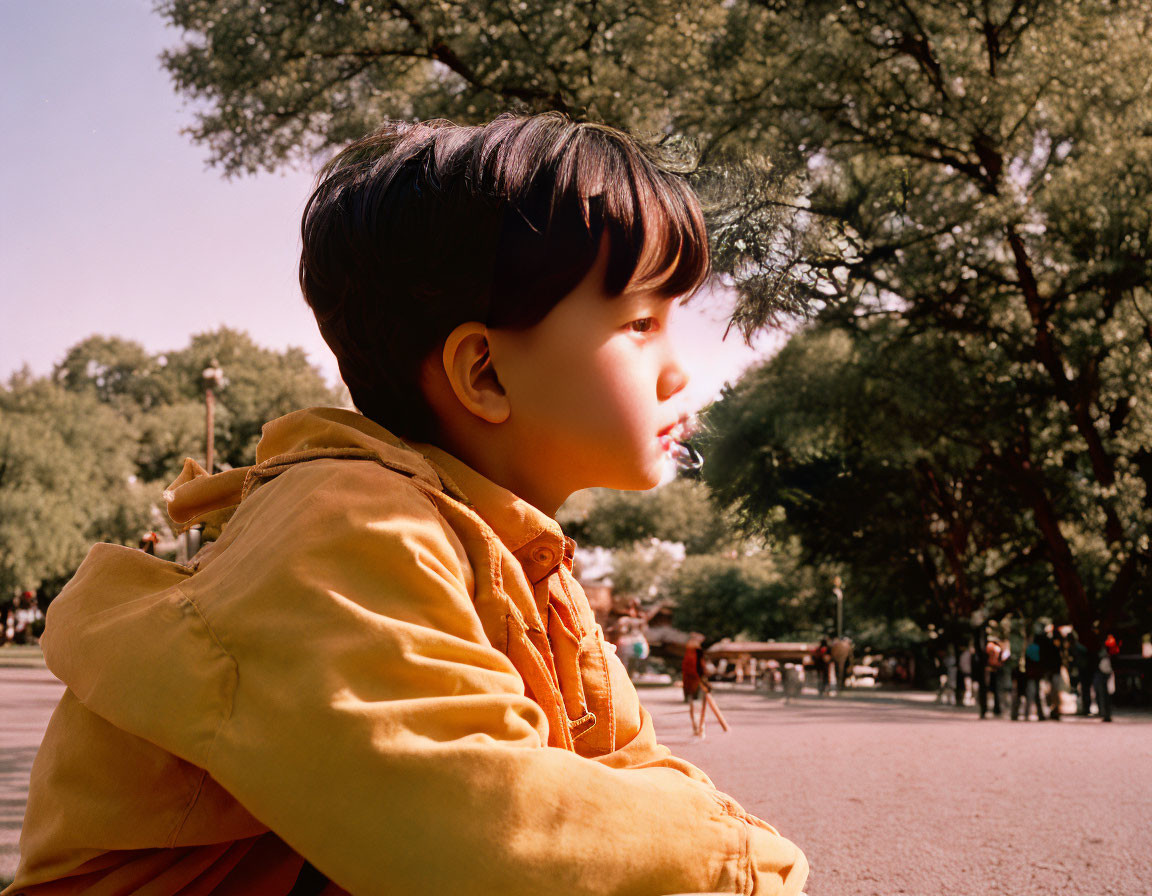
top-left (588, 642), bottom-right (791, 847)
top-left (78, 459), bottom-right (808, 896)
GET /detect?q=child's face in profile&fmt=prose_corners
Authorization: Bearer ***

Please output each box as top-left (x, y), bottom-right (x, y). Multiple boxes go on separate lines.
top-left (487, 242), bottom-right (692, 503)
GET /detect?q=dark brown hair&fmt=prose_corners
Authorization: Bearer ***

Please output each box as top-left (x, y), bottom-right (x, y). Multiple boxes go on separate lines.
top-left (300, 111), bottom-right (711, 439)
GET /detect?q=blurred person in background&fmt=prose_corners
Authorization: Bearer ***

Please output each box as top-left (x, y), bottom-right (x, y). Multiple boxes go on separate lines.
top-left (957, 642), bottom-right (974, 707)
top-left (1021, 631), bottom-right (1046, 721)
top-left (681, 633), bottom-right (708, 737)
top-left (981, 636), bottom-right (1006, 718)
top-left (811, 638), bottom-right (831, 697)
top-left (1038, 626), bottom-right (1063, 721)
top-left (1094, 634), bottom-right (1120, 723)
top-left (1070, 630), bottom-right (1095, 716)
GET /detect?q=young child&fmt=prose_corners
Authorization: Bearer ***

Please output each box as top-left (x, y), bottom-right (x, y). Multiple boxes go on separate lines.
top-left (8, 113), bottom-right (808, 896)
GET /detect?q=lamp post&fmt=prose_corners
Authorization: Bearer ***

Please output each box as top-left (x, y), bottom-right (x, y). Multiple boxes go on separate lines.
top-left (833, 576), bottom-right (844, 640)
top-left (202, 359), bottom-right (227, 474)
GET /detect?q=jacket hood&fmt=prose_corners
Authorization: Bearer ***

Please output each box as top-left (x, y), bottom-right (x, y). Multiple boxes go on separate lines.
top-left (41, 408), bottom-right (445, 730)
top-left (164, 407), bottom-right (445, 534)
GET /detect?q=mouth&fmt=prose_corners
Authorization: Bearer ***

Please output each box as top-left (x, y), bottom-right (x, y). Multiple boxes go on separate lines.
top-left (657, 417), bottom-right (693, 449)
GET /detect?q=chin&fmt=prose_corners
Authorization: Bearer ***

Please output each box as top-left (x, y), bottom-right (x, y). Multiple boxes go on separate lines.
top-left (589, 450), bottom-right (666, 491)
top-left (620, 465), bottom-right (665, 492)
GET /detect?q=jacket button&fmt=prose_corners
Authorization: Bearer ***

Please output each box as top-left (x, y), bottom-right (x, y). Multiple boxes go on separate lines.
top-left (531, 546), bottom-right (556, 567)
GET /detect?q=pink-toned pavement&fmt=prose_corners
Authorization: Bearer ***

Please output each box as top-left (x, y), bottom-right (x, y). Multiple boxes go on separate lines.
top-left (1, 663), bottom-right (61, 886)
top-left (646, 684), bottom-right (1152, 896)
top-left (3, 665), bottom-right (1151, 894)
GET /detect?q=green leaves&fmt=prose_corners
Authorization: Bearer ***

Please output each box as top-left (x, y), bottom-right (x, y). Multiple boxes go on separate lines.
top-left (701, 304), bottom-right (1152, 636)
top-left (154, 0), bottom-right (1152, 639)
top-left (0, 328), bottom-right (342, 599)
top-left (156, 0), bottom-right (724, 174)
top-left (557, 480), bottom-right (829, 641)
top-left (668, 549), bottom-right (828, 644)
top-left (0, 378), bottom-right (146, 602)
top-left (559, 479), bottom-right (732, 556)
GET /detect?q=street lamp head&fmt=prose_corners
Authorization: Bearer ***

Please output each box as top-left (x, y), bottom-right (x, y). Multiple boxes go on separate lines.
top-left (202, 358), bottom-right (227, 390)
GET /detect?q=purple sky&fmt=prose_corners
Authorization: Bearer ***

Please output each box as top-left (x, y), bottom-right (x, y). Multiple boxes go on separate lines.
top-left (1, 0), bottom-right (782, 412)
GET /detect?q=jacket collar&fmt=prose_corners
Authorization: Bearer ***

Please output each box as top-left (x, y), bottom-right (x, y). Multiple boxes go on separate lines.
top-left (166, 407), bottom-right (574, 585)
top-left (167, 408), bottom-right (444, 532)
top-left (258, 408), bottom-right (577, 584)
top-left (405, 441), bottom-right (574, 586)
top-left (256, 407), bottom-right (443, 492)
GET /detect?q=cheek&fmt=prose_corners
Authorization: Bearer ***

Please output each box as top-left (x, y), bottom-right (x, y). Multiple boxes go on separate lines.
top-left (584, 349), bottom-right (659, 435)
top-left (506, 334), bottom-right (656, 448)
top-left (502, 340), bottom-right (573, 409)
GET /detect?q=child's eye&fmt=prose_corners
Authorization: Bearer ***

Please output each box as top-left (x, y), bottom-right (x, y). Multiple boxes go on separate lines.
top-left (628, 318), bottom-right (658, 333)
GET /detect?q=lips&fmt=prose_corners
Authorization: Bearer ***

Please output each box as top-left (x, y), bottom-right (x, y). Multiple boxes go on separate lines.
top-left (658, 416), bottom-right (692, 440)
top-left (658, 417), bottom-right (696, 458)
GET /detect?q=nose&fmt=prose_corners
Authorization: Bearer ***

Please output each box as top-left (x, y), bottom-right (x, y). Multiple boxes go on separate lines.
top-left (657, 352), bottom-right (689, 402)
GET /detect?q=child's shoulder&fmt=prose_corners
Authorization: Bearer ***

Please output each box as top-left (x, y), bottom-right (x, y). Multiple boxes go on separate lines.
top-left (235, 451), bottom-right (468, 561)
top-left (258, 450), bottom-right (441, 512)
top-left (181, 451), bottom-right (480, 632)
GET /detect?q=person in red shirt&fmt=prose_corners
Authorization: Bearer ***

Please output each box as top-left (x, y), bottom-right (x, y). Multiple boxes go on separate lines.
top-left (681, 633), bottom-right (707, 737)
top-left (981, 637), bottom-right (1005, 718)
top-left (811, 638), bottom-right (831, 697)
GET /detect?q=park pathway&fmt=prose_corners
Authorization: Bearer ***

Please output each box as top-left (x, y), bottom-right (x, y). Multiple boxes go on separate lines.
top-left (645, 684), bottom-right (1152, 896)
top-left (1, 665), bottom-right (61, 887)
top-left (3, 667), bottom-right (1151, 894)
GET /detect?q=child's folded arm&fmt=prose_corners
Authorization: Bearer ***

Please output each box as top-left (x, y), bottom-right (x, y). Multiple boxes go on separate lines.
top-left (592, 694), bottom-right (722, 789)
top-left (588, 651), bottom-right (803, 881)
top-left (177, 461), bottom-right (807, 896)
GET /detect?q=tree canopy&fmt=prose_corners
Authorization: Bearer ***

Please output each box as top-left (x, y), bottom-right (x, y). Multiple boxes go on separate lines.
top-left (0, 330), bottom-right (341, 603)
top-left (55, 329), bottom-right (343, 471)
top-left (558, 480), bottom-right (831, 642)
top-left (156, 0), bottom-right (1152, 644)
top-left (702, 324), bottom-right (1076, 635)
top-left (558, 479), bottom-right (732, 556)
top-left (0, 375), bottom-right (149, 602)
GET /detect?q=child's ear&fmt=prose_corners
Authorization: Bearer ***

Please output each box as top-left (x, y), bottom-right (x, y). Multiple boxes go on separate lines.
top-left (441, 322), bottom-right (510, 424)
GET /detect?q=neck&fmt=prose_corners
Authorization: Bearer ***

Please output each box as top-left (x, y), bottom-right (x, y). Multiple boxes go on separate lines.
top-left (425, 425), bottom-right (570, 517)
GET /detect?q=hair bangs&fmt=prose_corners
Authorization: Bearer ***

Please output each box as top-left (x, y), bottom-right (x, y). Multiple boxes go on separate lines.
top-left (480, 117), bottom-right (603, 328)
top-left (481, 118), bottom-right (711, 329)
top-left (586, 130), bottom-right (712, 302)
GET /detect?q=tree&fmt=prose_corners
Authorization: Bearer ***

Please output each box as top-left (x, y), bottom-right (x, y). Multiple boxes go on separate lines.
top-left (0, 330), bottom-right (345, 610)
top-left (668, 550), bottom-right (824, 644)
top-left (559, 481), bottom-right (732, 622)
top-left (701, 323), bottom-right (1079, 635)
top-left (155, 0), bottom-right (733, 175)
top-left (558, 479), bottom-right (732, 555)
top-left (730, 2), bottom-right (1152, 647)
top-left (606, 539), bottom-right (684, 606)
top-left (153, 328), bottom-right (344, 469)
top-left (52, 327), bottom-right (343, 479)
top-left (0, 373), bottom-right (152, 603)
top-left (558, 479), bottom-right (836, 641)
top-left (157, 0), bottom-right (1152, 642)
top-left (55, 336), bottom-right (172, 411)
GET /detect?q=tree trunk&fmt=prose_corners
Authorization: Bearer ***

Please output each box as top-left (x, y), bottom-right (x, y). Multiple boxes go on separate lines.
top-left (1006, 226), bottom-right (1124, 545)
top-left (999, 431), bottom-right (1098, 649)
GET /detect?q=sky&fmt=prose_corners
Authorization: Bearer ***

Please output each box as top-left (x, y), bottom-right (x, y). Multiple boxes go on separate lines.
top-left (0, 0), bottom-right (784, 413)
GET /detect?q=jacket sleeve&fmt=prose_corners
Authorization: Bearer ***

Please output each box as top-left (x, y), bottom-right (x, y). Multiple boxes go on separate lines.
top-left (182, 461), bottom-right (808, 896)
top-left (591, 627), bottom-right (805, 881)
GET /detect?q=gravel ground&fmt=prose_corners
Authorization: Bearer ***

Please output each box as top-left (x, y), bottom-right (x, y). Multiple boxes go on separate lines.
top-left (3, 668), bottom-right (1151, 894)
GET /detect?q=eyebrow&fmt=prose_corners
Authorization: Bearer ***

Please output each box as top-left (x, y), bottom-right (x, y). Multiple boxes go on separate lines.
top-left (624, 291), bottom-right (679, 307)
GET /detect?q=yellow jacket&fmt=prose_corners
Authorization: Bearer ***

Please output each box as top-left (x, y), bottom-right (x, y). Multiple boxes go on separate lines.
top-left (8, 408), bottom-right (807, 896)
